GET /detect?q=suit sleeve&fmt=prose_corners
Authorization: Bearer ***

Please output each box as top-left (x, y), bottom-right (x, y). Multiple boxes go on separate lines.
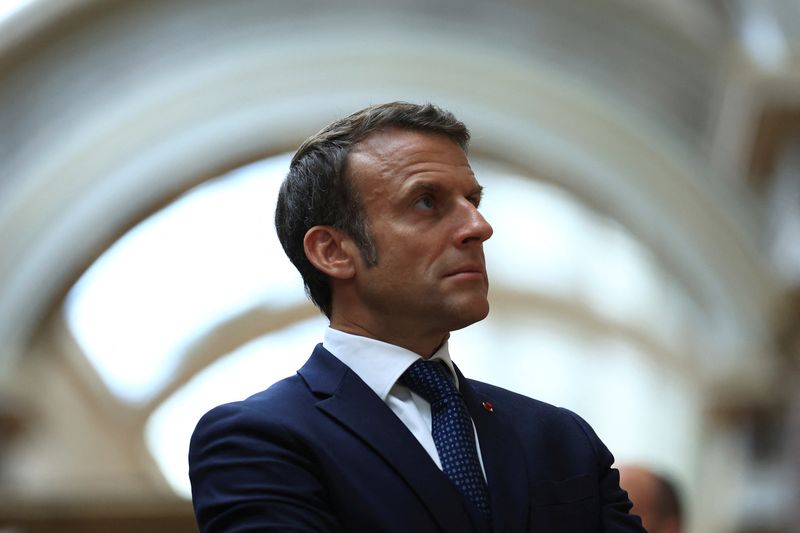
top-left (561, 408), bottom-right (647, 533)
top-left (188, 402), bottom-right (340, 533)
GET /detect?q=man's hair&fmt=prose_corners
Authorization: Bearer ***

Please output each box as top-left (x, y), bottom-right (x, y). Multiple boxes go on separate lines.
top-left (275, 101), bottom-right (470, 317)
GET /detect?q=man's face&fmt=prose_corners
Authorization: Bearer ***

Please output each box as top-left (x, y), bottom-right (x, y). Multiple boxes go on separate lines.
top-left (344, 128), bottom-right (493, 343)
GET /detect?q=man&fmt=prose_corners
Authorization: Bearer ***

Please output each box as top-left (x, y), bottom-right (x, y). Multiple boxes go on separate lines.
top-left (619, 465), bottom-right (683, 533)
top-left (189, 102), bottom-right (645, 532)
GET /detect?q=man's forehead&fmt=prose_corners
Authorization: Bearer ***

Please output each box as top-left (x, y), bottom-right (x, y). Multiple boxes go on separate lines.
top-left (351, 127), bottom-right (464, 157)
top-left (347, 128), bottom-right (472, 181)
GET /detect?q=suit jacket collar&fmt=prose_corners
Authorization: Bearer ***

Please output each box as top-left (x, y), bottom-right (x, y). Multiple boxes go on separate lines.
top-left (321, 327), bottom-right (458, 402)
top-left (298, 344), bottom-right (529, 533)
top-left (455, 365), bottom-right (530, 533)
top-left (298, 344), bottom-right (486, 533)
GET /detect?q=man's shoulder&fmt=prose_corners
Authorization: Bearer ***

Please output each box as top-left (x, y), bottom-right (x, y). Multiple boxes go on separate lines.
top-left (195, 343), bottom-right (339, 424)
top-left (466, 377), bottom-right (558, 412)
top-left (244, 371), bottom-right (311, 403)
top-left (466, 378), bottom-right (593, 435)
top-left (465, 378), bottom-right (609, 469)
top-left (198, 372), bottom-right (312, 425)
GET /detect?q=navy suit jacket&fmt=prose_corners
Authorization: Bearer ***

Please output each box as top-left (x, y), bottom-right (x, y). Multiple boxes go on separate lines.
top-left (189, 345), bottom-right (645, 532)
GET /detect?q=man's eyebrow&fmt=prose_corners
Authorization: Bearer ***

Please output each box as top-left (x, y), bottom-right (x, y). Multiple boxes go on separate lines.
top-left (401, 180), bottom-right (484, 202)
top-left (403, 181), bottom-right (443, 196)
top-left (470, 184), bottom-right (485, 205)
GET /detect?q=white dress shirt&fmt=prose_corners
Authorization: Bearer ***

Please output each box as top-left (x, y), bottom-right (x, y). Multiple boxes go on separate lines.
top-left (323, 327), bottom-right (486, 477)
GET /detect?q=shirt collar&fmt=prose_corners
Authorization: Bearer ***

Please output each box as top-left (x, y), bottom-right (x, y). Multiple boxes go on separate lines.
top-left (323, 327), bottom-right (458, 401)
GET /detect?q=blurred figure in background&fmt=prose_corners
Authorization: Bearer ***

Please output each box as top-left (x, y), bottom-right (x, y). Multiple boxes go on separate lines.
top-left (619, 465), bottom-right (683, 533)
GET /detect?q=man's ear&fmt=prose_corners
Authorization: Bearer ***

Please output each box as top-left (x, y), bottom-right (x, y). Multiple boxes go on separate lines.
top-left (303, 225), bottom-right (356, 280)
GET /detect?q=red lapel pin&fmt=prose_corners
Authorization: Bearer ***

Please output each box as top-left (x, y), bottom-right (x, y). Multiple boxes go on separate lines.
top-left (482, 401), bottom-right (494, 412)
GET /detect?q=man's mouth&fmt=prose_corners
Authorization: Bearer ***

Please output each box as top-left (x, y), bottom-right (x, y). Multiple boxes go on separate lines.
top-left (444, 265), bottom-right (486, 279)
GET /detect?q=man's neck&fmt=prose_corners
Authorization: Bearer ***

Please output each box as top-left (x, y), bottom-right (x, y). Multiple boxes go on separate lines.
top-left (328, 319), bottom-right (448, 358)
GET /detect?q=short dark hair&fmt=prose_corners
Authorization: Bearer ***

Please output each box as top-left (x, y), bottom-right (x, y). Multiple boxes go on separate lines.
top-left (275, 101), bottom-right (470, 317)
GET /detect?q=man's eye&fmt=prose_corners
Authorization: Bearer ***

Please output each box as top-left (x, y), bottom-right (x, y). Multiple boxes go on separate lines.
top-left (414, 196), bottom-right (435, 210)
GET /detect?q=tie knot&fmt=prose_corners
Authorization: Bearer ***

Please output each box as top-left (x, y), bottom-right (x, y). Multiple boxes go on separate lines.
top-left (400, 359), bottom-right (459, 406)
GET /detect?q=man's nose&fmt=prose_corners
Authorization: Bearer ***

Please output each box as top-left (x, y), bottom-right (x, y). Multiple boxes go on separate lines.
top-left (456, 202), bottom-right (493, 246)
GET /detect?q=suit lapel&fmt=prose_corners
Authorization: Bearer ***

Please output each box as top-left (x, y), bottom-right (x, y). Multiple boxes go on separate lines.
top-left (456, 366), bottom-right (530, 533)
top-left (298, 345), bottom-right (478, 533)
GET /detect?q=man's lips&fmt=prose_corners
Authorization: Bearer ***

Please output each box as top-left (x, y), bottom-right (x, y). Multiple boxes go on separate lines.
top-left (444, 265), bottom-right (486, 279)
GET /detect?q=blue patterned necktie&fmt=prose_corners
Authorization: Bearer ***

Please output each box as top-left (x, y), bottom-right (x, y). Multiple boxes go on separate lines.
top-left (400, 359), bottom-right (492, 518)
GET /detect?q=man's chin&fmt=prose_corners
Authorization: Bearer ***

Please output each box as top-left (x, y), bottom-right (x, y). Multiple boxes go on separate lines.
top-left (447, 300), bottom-right (490, 331)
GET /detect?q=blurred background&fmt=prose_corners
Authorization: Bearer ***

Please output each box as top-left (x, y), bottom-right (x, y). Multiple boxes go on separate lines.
top-left (0, 0), bottom-right (799, 531)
